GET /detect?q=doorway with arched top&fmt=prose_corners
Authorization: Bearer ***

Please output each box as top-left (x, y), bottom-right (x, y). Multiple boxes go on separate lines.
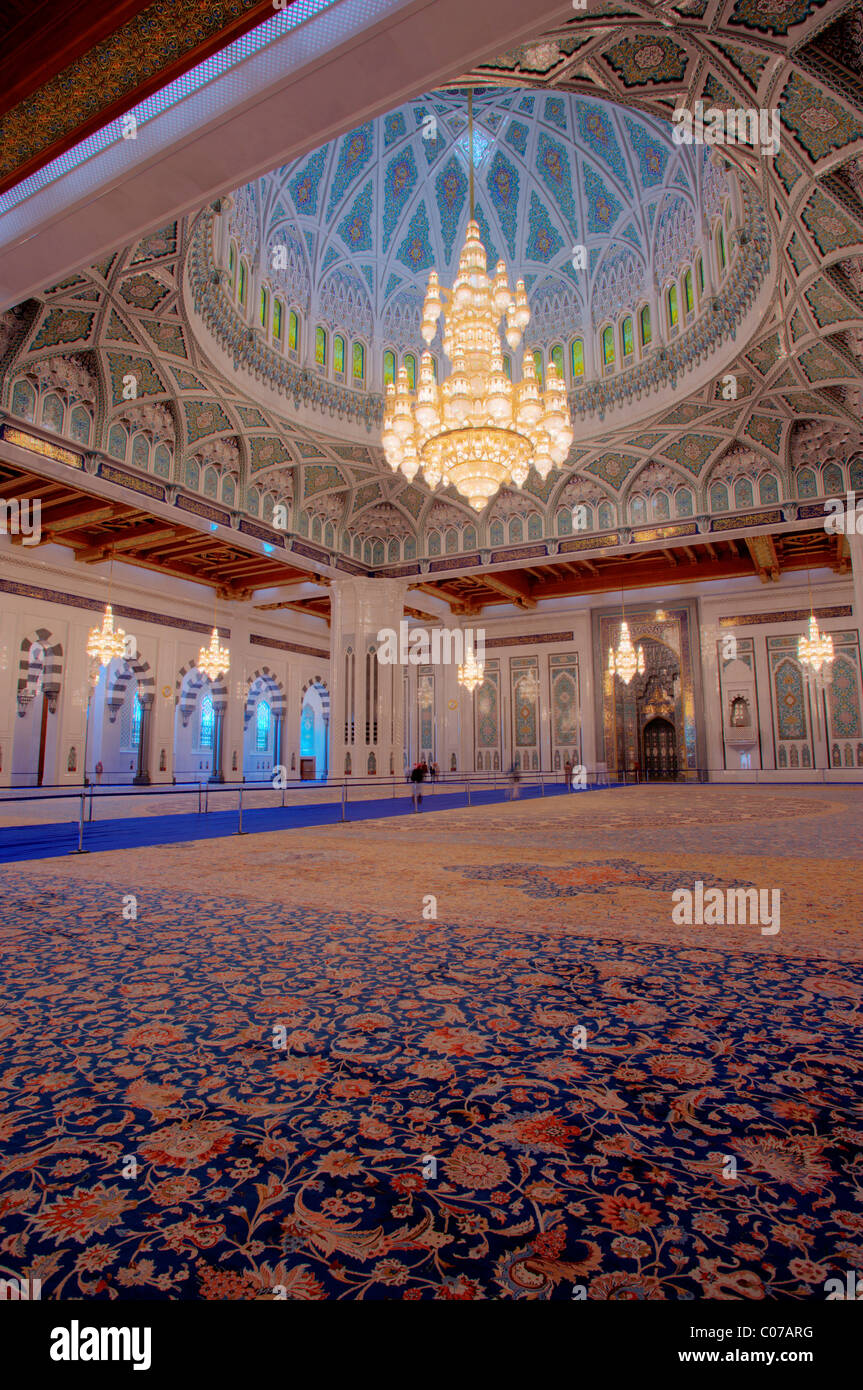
top-left (642, 716), bottom-right (677, 781)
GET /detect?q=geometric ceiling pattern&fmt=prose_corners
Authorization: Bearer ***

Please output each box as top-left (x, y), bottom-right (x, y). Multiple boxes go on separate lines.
top-left (232, 89), bottom-right (723, 345)
top-left (2, 0), bottom-right (863, 569)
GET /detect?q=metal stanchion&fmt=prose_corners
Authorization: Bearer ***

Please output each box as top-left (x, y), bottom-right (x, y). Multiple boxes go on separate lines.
top-left (466, 779), bottom-right (471, 806)
top-left (73, 792), bottom-right (88, 854)
top-left (237, 784), bottom-right (246, 835)
top-left (204, 783), bottom-right (209, 814)
top-left (341, 781), bottom-right (347, 822)
top-left (540, 773), bottom-right (545, 796)
top-left (198, 783), bottom-right (202, 814)
top-left (88, 785), bottom-right (95, 822)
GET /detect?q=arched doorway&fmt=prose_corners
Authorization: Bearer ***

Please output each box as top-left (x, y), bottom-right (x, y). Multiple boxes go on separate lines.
top-left (300, 679), bottom-right (329, 780)
top-left (173, 665), bottom-right (227, 782)
top-left (12, 632), bottom-right (63, 786)
top-left (243, 672), bottom-right (286, 781)
top-left (643, 717), bottom-right (677, 780)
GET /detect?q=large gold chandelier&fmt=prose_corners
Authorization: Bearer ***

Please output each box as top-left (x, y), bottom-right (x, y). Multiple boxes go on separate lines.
top-left (798, 613), bottom-right (833, 674)
top-left (198, 627), bottom-right (230, 681)
top-left (457, 645), bottom-right (484, 692)
top-left (86, 605), bottom-right (127, 667)
top-left (608, 619), bottom-right (645, 686)
top-left (382, 94), bottom-right (573, 512)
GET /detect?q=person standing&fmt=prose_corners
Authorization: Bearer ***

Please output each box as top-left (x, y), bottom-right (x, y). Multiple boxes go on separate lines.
top-left (564, 757), bottom-right (573, 791)
top-left (410, 761), bottom-right (426, 808)
top-left (508, 761), bottom-right (521, 801)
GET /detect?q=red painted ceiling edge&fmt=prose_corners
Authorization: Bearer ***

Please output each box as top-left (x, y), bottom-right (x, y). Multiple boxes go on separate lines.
top-left (0, 1), bottom-right (153, 115)
top-left (0, 0), bottom-right (278, 199)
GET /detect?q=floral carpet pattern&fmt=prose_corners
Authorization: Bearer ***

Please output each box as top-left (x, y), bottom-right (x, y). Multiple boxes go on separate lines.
top-left (445, 860), bottom-right (757, 900)
top-left (1, 870), bottom-right (862, 1301)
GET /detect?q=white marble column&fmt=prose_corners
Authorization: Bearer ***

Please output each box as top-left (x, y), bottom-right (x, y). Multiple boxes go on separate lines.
top-left (330, 577), bottom-right (408, 777)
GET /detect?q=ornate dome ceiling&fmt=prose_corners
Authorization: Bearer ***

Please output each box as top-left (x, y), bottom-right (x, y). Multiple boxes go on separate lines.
top-left (227, 89), bottom-right (729, 350)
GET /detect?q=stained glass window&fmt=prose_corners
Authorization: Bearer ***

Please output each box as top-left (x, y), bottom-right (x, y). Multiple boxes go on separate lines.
top-left (716, 225), bottom-right (726, 274)
top-left (229, 243), bottom-right (236, 290)
top-left (334, 335), bottom-right (345, 375)
top-left (683, 269), bottom-right (694, 314)
top-left (259, 288), bottom-right (268, 328)
top-left (273, 299), bottom-right (283, 343)
top-left (667, 284), bottom-right (678, 329)
top-left (621, 316), bottom-right (634, 358)
top-left (238, 261), bottom-right (247, 305)
top-left (550, 344), bottom-right (564, 380)
top-left (503, 354), bottom-right (512, 380)
top-left (352, 342), bottom-right (364, 382)
top-left (601, 325), bottom-right (615, 368)
top-left (696, 255), bottom-right (704, 295)
top-left (383, 350), bottom-right (396, 387)
top-left (288, 309), bottom-right (299, 352)
top-left (570, 338), bottom-right (584, 378)
top-left (315, 326), bottom-right (327, 367)
top-left (131, 694), bottom-right (142, 748)
top-left (256, 700), bottom-right (271, 752)
top-left (532, 349), bottom-right (544, 387)
top-left (639, 305), bottom-right (651, 348)
top-left (404, 353), bottom-right (417, 390)
top-left (199, 695), bottom-right (215, 750)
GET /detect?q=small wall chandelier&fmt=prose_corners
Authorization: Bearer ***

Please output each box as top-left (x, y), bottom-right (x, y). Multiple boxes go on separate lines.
top-left (608, 601), bottom-right (645, 686)
top-left (457, 645), bottom-right (484, 692)
top-left (798, 613), bottom-right (833, 674)
top-left (381, 91), bottom-right (573, 512)
top-left (86, 604), bottom-right (127, 667)
top-left (198, 626), bottom-right (230, 680)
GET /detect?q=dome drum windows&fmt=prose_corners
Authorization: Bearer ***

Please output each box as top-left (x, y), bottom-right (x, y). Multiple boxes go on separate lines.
top-left (570, 338), bottom-right (584, 381)
top-left (620, 316), bottom-right (634, 364)
top-left (315, 325), bottom-right (328, 371)
top-left (600, 325), bottom-right (615, 376)
top-left (273, 299), bottom-right (284, 346)
top-left (287, 309), bottom-right (300, 357)
top-left (333, 334), bottom-right (346, 379)
top-left (666, 284), bottom-right (679, 337)
top-left (639, 305), bottom-right (651, 352)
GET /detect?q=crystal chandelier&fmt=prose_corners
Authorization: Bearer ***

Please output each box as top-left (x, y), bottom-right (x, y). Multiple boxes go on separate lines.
top-left (381, 93), bottom-right (573, 512)
top-left (86, 605), bottom-right (126, 667)
top-left (798, 613), bottom-right (833, 674)
top-left (198, 627), bottom-right (230, 680)
top-left (608, 620), bottom-right (645, 686)
top-left (457, 645), bottom-right (484, 692)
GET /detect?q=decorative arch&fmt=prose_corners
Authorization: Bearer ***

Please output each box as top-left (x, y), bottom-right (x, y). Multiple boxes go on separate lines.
top-left (243, 668), bottom-right (287, 726)
top-left (18, 629), bottom-right (63, 713)
top-left (105, 654), bottom-right (155, 722)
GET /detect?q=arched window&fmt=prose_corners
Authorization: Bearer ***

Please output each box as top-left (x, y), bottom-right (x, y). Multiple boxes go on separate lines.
top-left (108, 424), bottom-right (128, 460)
top-left (256, 699), bottom-right (271, 752)
top-left (550, 344), bottom-right (564, 381)
top-left (273, 299), bottom-right (283, 344)
top-left (259, 287), bottom-right (269, 329)
top-left (69, 405), bottom-right (91, 446)
top-left (10, 378), bottom-right (36, 422)
top-left (238, 260), bottom-right (247, 306)
top-left (695, 254), bottom-right (704, 297)
top-left (620, 316), bottom-right (634, 359)
top-left (229, 243), bottom-right (237, 292)
top-left (352, 342), bottom-right (365, 383)
top-left (682, 268), bottom-right (694, 315)
top-left (639, 305), bottom-right (651, 349)
top-left (404, 353), bottom-right (417, 391)
top-left (334, 334), bottom-right (346, 375)
top-left (503, 353), bottom-right (512, 380)
top-left (601, 325), bottom-right (615, 372)
top-left (716, 224), bottom-right (726, 275)
top-left (710, 482), bottom-right (730, 512)
top-left (383, 350), bottom-right (396, 387)
top-left (532, 349), bottom-right (544, 388)
top-left (131, 694), bottom-right (142, 748)
top-left (667, 284), bottom-right (679, 331)
top-left (288, 309), bottom-right (299, 353)
top-left (199, 695), bottom-right (215, 750)
top-left (41, 393), bottom-right (64, 434)
top-left (734, 477), bottom-right (754, 509)
top-left (570, 338), bottom-right (584, 380)
top-left (131, 433), bottom-right (150, 470)
top-left (315, 326), bottom-right (327, 368)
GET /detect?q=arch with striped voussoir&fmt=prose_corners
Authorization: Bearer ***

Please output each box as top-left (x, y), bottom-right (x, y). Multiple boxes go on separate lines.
top-left (300, 675), bottom-right (330, 722)
top-left (17, 629), bottom-right (63, 715)
top-left (105, 655), bottom-right (156, 723)
top-left (174, 661), bottom-right (228, 729)
top-left (243, 668), bottom-right (287, 728)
